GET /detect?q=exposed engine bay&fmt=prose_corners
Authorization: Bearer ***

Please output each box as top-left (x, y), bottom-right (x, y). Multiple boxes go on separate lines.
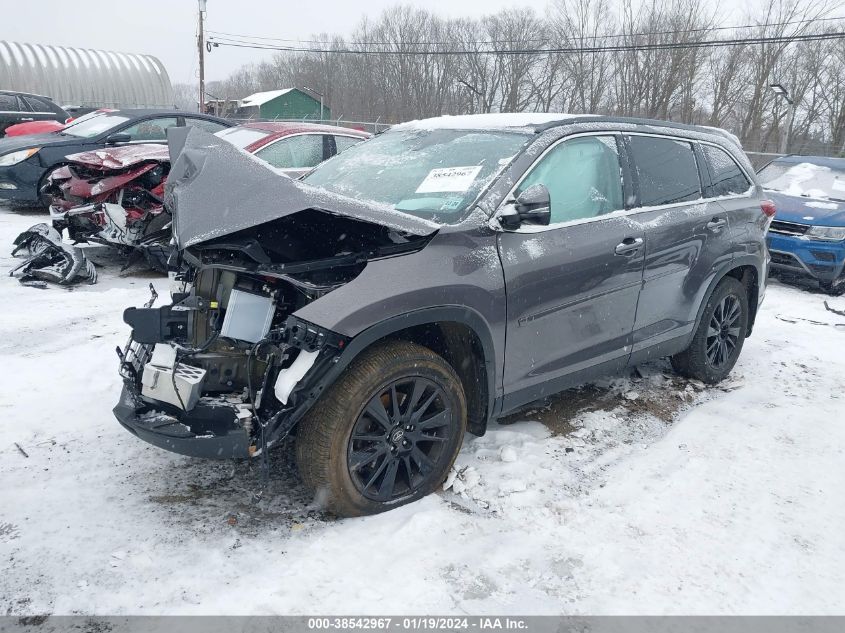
top-left (42, 145), bottom-right (172, 273)
top-left (116, 209), bottom-right (431, 460)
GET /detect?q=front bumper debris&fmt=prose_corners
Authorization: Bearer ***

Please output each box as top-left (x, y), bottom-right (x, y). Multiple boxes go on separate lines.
top-left (10, 223), bottom-right (97, 286)
top-left (113, 385), bottom-right (251, 459)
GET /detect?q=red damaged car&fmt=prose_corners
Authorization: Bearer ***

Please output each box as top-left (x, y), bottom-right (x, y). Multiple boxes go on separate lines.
top-left (43, 121), bottom-right (370, 272)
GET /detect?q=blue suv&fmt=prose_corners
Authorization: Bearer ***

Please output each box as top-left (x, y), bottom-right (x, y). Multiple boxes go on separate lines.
top-left (760, 155), bottom-right (845, 294)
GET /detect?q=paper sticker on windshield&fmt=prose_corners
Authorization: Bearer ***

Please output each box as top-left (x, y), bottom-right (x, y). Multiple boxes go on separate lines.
top-left (832, 179), bottom-right (845, 192)
top-left (416, 166), bottom-right (482, 193)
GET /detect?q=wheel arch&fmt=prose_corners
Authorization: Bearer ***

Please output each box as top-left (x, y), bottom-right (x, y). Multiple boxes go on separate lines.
top-left (693, 257), bottom-right (762, 339)
top-left (321, 306), bottom-right (497, 437)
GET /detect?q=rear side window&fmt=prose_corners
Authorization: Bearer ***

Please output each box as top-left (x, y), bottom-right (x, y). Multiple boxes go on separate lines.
top-left (23, 96), bottom-right (57, 113)
top-left (628, 135), bottom-right (701, 206)
top-left (334, 135), bottom-right (363, 154)
top-left (0, 94), bottom-right (20, 111)
top-left (255, 134), bottom-right (325, 169)
top-left (702, 144), bottom-right (751, 197)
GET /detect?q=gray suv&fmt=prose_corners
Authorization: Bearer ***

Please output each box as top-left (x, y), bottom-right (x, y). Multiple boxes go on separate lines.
top-left (115, 114), bottom-right (772, 516)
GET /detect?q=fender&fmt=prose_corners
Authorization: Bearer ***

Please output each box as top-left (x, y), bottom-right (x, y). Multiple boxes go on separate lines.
top-left (331, 305), bottom-right (497, 419)
top-left (274, 305), bottom-right (499, 445)
top-left (690, 254), bottom-right (763, 342)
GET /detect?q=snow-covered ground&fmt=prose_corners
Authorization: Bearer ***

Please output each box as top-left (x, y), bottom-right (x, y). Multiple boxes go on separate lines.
top-left (1, 206), bottom-right (843, 615)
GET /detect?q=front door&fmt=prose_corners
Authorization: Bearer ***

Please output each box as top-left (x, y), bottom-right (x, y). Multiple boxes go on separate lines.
top-left (497, 134), bottom-right (645, 410)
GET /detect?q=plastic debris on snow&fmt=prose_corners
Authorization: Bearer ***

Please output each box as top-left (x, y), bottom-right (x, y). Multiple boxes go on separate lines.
top-left (9, 223), bottom-right (97, 286)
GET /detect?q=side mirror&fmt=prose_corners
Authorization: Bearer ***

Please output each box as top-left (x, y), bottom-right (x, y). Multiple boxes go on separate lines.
top-left (105, 133), bottom-right (131, 145)
top-left (499, 183), bottom-right (551, 229)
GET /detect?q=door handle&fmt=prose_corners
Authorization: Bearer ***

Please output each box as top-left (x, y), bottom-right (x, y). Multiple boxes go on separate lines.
top-left (706, 217), bottom-right (727, 231)
top-left (615, 237), bottom-right (644, 256)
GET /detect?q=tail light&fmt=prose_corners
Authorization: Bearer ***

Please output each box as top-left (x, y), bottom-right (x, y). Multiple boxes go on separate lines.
top-left (760, 200), bottom-right (776, 218)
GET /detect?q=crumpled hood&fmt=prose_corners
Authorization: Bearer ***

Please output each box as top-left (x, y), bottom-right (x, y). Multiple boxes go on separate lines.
top-left (165, 126), bottom-right (439, 249)
top-left (767, 190), bottom-right (845, 227)
top-left (65, 144), bottom-right (170, 170)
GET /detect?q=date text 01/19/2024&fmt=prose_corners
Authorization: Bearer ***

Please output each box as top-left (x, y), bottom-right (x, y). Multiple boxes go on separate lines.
top-left (307, 617), bottom-right (529, 630)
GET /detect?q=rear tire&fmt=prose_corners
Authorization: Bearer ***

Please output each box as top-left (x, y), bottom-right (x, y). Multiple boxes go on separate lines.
top-left (671, 276), bottom-right (749, 384)
top-left (296, 340), bottom-right (467, 517)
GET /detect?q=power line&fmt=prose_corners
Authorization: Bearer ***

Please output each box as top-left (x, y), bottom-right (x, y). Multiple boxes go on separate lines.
top-left (207, 30), bottom-right (845, 56)
top-left (206, 14), bottom-right (845, 48)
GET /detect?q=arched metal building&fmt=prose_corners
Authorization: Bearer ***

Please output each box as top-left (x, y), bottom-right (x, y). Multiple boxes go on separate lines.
top-left (0, 41), bottom-right (174, 108)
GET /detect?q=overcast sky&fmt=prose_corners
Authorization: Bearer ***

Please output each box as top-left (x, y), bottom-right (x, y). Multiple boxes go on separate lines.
top-left (1, 0), bottom-right (556, 85)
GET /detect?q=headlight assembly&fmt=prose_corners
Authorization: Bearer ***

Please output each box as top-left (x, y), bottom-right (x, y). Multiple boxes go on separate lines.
top-left (805, 225), bottom-right (845, 241)
top-left (0, 147), bottom-right (40, 167)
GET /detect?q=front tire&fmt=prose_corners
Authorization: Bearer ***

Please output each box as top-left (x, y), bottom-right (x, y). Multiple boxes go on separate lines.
top-left (296, 340), bottom-right (467, 517)
top-left (671, 276), bottom-right (749, 384)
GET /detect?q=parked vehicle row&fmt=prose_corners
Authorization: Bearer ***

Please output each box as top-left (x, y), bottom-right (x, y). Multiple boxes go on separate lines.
top-left (40, 121), bottom-right (370, 272)
top-left (113, 114), bottom-right (772, 516)
top-left (0, 89), bottom-right (70, 136)
top-left (2, 106), bottom-right (370, 281)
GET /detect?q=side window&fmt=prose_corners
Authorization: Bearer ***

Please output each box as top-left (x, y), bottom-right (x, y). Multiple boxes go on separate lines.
top-left (335, 135), bottom-right (363, 154)
top-left (515, 135), bottom-right (623, 224)
top-left (120, 117), bottom-right (179, 141)
top-left (702, 144), bottom-right (751, 197)
top-left (23, 96), bottom-right (54, 113)
top-left (627, 135), bottom-right (701, 206)
top-left (0, 95), bottom-right (19, 111)
top-left (184, 117), bottom-right (228, 133)
top-left (255, 134), bottom-right (324, 169)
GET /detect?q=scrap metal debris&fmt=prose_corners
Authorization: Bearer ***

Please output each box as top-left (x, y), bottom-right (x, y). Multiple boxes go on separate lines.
top-left (824, 301), bottom-right (845, 318)
top-left (10, 223), bottom-right (97, 286)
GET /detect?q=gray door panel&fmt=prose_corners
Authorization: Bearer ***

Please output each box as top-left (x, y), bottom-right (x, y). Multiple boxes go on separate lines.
top-left (631, 202), bottom-right (732, 350)
top-left (498, 216), bottom-right (645, 396)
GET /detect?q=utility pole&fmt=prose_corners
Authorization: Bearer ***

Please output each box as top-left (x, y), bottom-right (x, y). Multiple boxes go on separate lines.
top-left (769, 83), bottom-right (794, 155)
top-left (303, 86), bottom-right (325, 122)
top-left (198, 0), bottom-right (207, 114)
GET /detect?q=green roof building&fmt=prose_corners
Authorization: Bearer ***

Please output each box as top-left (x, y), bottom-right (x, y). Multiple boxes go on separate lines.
top-left (236, 88), bottom-right (330, 120)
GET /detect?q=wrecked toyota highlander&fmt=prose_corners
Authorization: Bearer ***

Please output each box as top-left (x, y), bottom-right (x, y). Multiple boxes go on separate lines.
top-left (115, 114), bottom-right (771, 516)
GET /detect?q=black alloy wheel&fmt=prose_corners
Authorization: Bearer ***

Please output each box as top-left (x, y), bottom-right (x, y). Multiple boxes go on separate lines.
top-left (705, 294), bottom-right (742, 368)
top-left (296, 340), bottom-right (467, 517)
top-left (347, 376), bottom-right (454, 502)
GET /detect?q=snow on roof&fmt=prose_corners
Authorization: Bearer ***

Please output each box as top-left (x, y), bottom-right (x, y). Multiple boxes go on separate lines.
top-left (392, 113), bottom-right (597, 131)
top-left (240, 89), bottom-right (294, 107)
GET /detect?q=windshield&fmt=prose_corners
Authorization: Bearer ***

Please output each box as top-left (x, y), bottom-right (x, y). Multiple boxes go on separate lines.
top-left (302, 128), bottom-right (530, 222)
top-left (214, 126), bottom-right (270, 149)
top-left (759, 161), bottom-right (845, 201)
top-left (62, 113), bottom-right (130, 138)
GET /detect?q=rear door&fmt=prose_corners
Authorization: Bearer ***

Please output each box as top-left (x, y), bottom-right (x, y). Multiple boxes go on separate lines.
top-left (624, 134), bottom-right (732, 356)
top-left (497, 133), bottom-right (645, 408)
top-left (699, 142), bottom-right (759, 264)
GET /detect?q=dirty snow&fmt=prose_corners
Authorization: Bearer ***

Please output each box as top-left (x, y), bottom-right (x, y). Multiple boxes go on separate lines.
top-left (1, 207), bottom-right (844, 615)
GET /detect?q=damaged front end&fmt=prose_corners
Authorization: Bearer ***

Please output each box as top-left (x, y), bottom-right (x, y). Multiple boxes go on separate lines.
top-left (44, 146), bottom-right (172, 271)
top-left (114, 126), bottom-right (437, 460)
